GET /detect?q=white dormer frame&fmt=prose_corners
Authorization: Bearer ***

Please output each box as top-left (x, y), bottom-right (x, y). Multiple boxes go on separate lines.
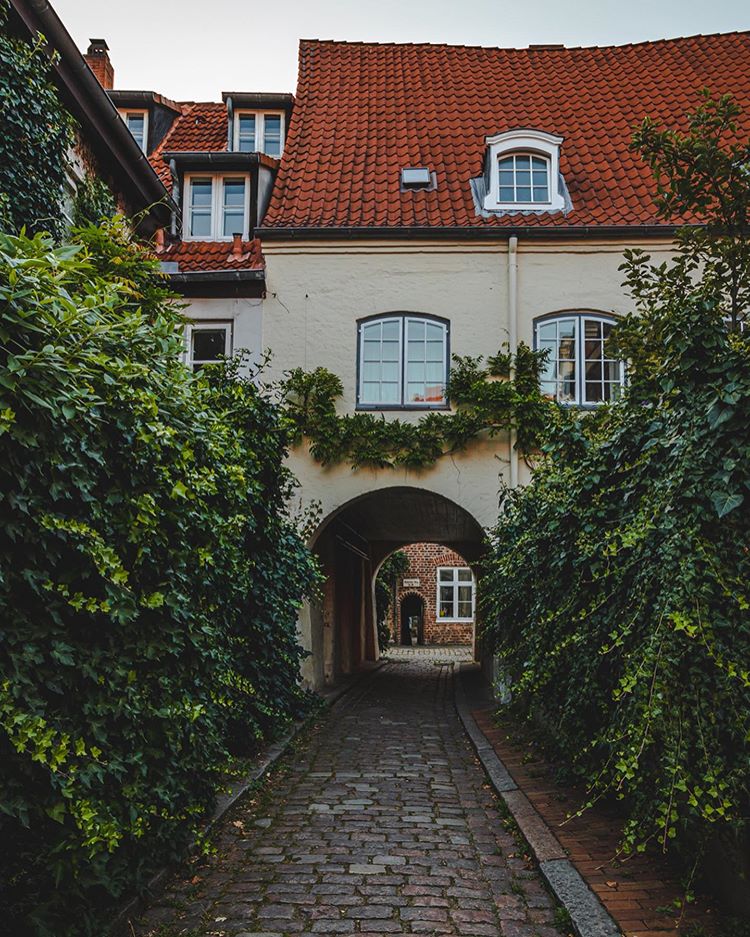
top-left (233, 110), bottom-right (286, 157)
top-left (483, 129), bottom-right (565, 213)
top-left (119, 109), bottom-right (149, 153)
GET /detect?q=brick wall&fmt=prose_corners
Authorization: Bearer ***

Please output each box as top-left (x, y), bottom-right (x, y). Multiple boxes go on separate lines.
top-left (387, 543), bottom-right (474, 646)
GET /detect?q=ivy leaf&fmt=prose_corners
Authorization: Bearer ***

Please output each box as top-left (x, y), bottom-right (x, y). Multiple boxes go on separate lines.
top-left (710, 491), bottom-right (744, 518)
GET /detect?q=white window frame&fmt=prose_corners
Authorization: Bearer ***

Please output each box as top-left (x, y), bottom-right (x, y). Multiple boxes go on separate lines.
top-left (497, 153), bottom-right (551, 205)
top-left (183, 174), bottom-right (251, 241)
top-left (184, 321), bottom-right (233, 370)
top-left (484, 129), bottom-right (565, 212)
top-left (233, 110), bottom-right (286, 157)
top-left (119, 109), bottom-right (149, 153)
top-left (357, 314), bottom-right (449, 410)
top-left (436, 567), bottom-right (475, 623)
top-left (534, 312), bottom-right (626, 406)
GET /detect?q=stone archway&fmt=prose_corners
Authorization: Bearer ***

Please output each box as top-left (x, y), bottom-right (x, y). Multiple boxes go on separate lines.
top-left (302, 486), bottom-right (485, 688)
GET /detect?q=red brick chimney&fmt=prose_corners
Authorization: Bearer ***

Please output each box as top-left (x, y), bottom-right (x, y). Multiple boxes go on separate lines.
top-left (84, 39), bottom-right (114, 90)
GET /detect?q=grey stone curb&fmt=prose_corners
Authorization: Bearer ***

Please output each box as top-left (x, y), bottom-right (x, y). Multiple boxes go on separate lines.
top-left (454, 664), bottom-right (622, 937)
top-left (109, 661), bottom-right (386, 936)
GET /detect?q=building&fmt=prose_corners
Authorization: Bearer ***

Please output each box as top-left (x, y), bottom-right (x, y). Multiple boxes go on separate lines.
top-left (87, 31), bottom-right (750, 688)
top-left (387, 543), bottom-right (476, 647)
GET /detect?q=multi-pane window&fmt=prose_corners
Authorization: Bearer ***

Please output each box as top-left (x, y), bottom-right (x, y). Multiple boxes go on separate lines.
top-left (237, 114), bottom-right (257, 151)
top-left (437, 568), bottom-right (474, 621)
top-left (234, 112), bottom-right (284, 156)
top-left (122, 110), bottom-right (148, 152)
top-left (185, 322), bottom-right (232, 371)
top-left (536, 314), bottom-right (625, 405)
top-left (358, 315), bottom-right (448, 408)
top-left (185, 175), bottom-right (249, 240)
top-left (498, 153), bottom-right (549, 204)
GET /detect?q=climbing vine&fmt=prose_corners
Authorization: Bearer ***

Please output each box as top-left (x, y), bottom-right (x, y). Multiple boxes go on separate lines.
top-left (72, 174), bottom-right (117, 227)
top-left (375, 551), bottom-right (409, 651)
top-left (0, 2), bottom-right (74, 239)
top-left (279, 343), bottom-right (557, 469)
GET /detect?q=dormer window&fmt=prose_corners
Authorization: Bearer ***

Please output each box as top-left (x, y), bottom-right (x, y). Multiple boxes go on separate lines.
top-left (184, 174), bottom-right (250, 240)
top-left (120, 109), bottom-right (149, 152)
top-left (234, 111), bottom-right (284, 157)
top-left (482, 129), bottom-right (566, 213)
top-left (498, 154), bottom-right (549, 204)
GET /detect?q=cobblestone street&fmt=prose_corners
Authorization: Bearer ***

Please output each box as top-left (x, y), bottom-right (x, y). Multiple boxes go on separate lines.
top-left (134, 657), bottom-right (562, 937)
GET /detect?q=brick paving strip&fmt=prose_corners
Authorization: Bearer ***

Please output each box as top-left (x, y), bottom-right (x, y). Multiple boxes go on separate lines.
top-left (459, 665), bottom-right (720, 937)
top-left (130, 653), bottom-right (567, 937)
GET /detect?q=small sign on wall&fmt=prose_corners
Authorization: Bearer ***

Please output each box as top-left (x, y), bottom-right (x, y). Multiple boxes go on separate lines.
top-left (403, 578), bottom-right (421, 587)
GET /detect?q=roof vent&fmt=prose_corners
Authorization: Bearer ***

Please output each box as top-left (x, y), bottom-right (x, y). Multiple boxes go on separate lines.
top-left (527, 43), bottom-right (565, 50)
top-left (400, 167), bottom-right (434, 191)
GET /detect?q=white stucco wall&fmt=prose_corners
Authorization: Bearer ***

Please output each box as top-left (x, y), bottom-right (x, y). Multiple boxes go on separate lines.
top-left (184, 296), bottom-right (264, 370)
top-left (258, 238), bottom-right (674, 518)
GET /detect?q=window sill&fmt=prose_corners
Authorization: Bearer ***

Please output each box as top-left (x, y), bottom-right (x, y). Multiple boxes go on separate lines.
top-left (355, 403), bottom-right (451, 412)
top-left (436, 618), bottom-right (475, 624)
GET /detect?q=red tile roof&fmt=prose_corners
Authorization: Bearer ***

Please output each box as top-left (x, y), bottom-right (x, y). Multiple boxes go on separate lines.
top-left (158, 238), bottom-right (264, 272)
top-left (262, 33), bottom-right (750, 232)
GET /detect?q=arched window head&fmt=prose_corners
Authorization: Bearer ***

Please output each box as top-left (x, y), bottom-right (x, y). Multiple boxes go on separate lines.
top-left (483, 129), bottom-right (565, 213)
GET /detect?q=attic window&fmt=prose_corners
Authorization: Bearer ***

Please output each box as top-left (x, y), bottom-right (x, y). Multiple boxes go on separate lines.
top-left (401, 167), bottom-right (434, 191)
top-left (482, 129), bottom-right (566, 213)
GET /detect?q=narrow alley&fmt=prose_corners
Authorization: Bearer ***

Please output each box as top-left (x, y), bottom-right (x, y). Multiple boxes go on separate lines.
top-left (134, 654), bottom-right (561, 936)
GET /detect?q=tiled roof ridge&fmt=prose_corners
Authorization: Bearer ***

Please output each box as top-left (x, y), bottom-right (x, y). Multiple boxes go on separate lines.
top-left (298, 30), bottom-right (750, 54)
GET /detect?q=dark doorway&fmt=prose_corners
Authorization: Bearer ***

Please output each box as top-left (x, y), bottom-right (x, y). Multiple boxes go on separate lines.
top-left (400, 594), bottom-right (425, 646)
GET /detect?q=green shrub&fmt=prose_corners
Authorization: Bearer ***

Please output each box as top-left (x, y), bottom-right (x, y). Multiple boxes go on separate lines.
top-left (0, 221), bottom-right (319, 935)
top-left (482, 94), bottom-right (750, 862)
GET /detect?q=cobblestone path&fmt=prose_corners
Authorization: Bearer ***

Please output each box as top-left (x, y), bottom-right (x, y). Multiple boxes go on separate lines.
top-left (134, 658), bottom-right (561, 937)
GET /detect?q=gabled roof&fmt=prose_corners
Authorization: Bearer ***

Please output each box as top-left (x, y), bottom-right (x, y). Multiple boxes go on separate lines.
top-left (261, 33), bottom-right (750, 235)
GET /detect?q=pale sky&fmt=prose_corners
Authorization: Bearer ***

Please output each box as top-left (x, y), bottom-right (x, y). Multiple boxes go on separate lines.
top-left (53, 0), bottom-right (750, 102)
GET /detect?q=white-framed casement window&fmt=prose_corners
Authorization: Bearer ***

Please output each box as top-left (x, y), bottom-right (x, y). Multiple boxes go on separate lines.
top-left (120, 109), bottom-right (149, 152)
top-left (234, 111), bottom-right (285, 157)
top-left (437, 567), bottom-right (475, 622)
top-left (498, 153), bottom-right (550, 204)
top-left (184, 321), bottom-right (233, 371)
top-left (357, 314), bottom-right (449, 408)
top-left (535, 313), bottom-right (625, 405)
top-left (184, 174), bottom-right (250, 240)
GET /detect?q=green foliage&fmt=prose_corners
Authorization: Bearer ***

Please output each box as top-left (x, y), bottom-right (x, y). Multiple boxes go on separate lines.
top-left (0, 221), bottom-right (320, 935)
top-left (0, 4), bottom-right (74, 239)
top-left (482, 93), bottom-right (750, 862)
top-left (375, 551), bottom-right (409, 651)
top-left (72, 175), bottom-right (117, 228)
top-left (280, 345), bottom-right (555, 469)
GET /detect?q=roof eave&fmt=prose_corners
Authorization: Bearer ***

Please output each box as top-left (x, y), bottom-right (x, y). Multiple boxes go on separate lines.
top-left (256, 224), bottom-right (686, 240)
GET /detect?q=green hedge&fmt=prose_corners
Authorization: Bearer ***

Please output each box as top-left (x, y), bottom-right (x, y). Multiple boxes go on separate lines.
top-left (0, 222), bottom-right (319, 935)
top-left (482, 290), bottom-right (750, 860)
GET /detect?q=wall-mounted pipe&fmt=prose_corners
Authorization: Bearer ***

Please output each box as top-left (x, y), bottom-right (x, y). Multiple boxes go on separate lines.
top-left (508, 235), bottom-right (519, 489)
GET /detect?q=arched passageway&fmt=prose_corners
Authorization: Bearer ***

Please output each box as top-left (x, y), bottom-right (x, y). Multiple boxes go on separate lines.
top-left (303, 486), bottom-right (485, 688)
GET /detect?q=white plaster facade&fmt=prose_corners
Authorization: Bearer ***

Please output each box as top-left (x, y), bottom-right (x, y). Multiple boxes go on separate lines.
top-left (181, 237), bottom-right (674, 687)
